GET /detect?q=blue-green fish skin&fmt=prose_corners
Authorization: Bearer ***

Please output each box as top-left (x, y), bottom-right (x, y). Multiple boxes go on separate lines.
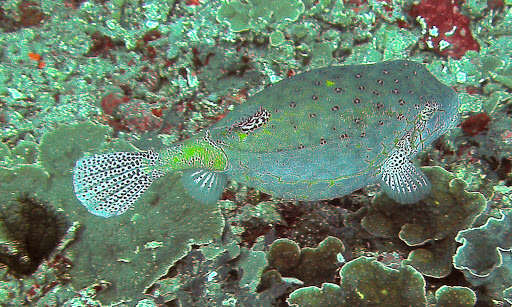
top-left (208, 60), bottom-right (459, 202)
top-left (72, 60), bottom-right (460, 217)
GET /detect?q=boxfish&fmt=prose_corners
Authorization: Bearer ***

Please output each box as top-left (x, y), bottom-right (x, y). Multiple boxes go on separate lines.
top-left (73, 60), bottom-right (460, 218)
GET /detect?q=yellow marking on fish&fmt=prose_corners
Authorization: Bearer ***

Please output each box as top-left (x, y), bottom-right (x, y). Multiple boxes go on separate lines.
top-left (238, 132), bottom-right (248, 141)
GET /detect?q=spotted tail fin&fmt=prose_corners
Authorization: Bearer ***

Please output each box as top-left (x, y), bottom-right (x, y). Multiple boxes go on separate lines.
top-left (72, 151), bottom-right (163, 218)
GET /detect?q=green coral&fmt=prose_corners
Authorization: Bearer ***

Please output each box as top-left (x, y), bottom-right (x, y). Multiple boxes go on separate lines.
top-left (375, 24), bottom-right (420, 60)
top-left (239, 248), bottom-right (267, 292)
top-left (0, 122), bottom-right (226, 305)
top-left (338, 257), bottom-right (426, 306)
top-left (454, 209), bottom-right (512, 277)
top-left (217, 0), bottom-right (305, 32)
top-left (267, 236), bottom-right (344, 285)
top-left (460, 250), bottom-right (512, 305)
top-left (287, 283), bottom-right (343, 307)
top-left (39, 123), bottom-right (110, 175)
top-left (287, 256), bottom-right (427, 306)
top-left (453, 209), bottom-right (512, 304)
top-left (11, 140), bottom-right (38, 164)
top-left (361, 166), bottom-right (486, 277)
top-left (148, 231), bottom-right (278, 306)
top-left (0, 142), bottom-right (11, 167)
top-left (268, 238), bottom-right (301, 272)
top-left (434, 285), bottom-right (476, 307)
top-left (307, 0), bottom-right (356, 26)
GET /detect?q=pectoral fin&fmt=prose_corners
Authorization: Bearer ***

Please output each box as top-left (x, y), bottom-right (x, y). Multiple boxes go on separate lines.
top-left (379, 154), bottom-right (431, 204)
top-left (180, 169), bottom-right (228, 205)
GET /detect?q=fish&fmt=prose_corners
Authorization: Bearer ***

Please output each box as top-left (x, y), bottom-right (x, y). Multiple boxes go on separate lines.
top-left (73, 60), bottom-right (460, 218)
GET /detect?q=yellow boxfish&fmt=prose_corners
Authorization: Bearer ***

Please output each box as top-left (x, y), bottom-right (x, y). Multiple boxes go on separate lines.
top-left (73, 60), bottom-right (460, 218)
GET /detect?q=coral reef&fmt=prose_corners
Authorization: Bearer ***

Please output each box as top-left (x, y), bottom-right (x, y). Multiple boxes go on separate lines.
top-left (267, 236), bottom-right (345, 285)
top-left (146, 241), bottom-right (273, 305)
top-left (454, 209), bottom-right (512, 304)
top-left (0, 0), bottom-right (511, 305)
top-left (217, 0), bottom-right (305, 33)
top-left (1, 122), bottom-right (225, 304)
top-left (38, 122), bottom-right (225, 304)
top-left (361, 166), bottom-right (486, 277)
top-left (287, 256), bottom-right (427, 306)
top-left (286, 257), bottom-right (478, 306)
top-left (435, 285), bottom-right (477, 307)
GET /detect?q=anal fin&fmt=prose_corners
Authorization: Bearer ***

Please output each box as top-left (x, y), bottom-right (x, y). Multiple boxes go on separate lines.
top-left (180, 169), bottom-right (228, 205)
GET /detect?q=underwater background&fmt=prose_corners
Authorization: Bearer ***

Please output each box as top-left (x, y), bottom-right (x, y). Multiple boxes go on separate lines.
top-left (0, 0), bottom-right (511, 306)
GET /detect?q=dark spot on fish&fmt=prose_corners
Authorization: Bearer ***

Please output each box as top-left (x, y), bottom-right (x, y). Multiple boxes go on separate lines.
top-left (290, 101), bottom-right (296, 108)
top-left (298, 144), bottom-right (304, 149)
top-left (392, 88), bottom-right (399, 94)
top-left (354, 98), bottom-right (361, 104)
top-left (378, 120), bottom-right (384, 125)
top-left (320, 138), bottom-right (327, 145)
top-left (377, 79), bottom-right (384, 85)
top-left (309, 113), bottom-right (316, 118)
top-left (354, 118), bottom-right (362, 124)
top-left (355, 73), bottom-right (362, 78)
top-left (340, 133), bottom-right (349, 140)
top-left (360, 132), bottom-right (366, 137)
top-left (414, 104), bottom-right (420, 109)
top-left (335, 87), bottom-right (342, 93)
top-left (331, 105), bottom-right (339, 111)
top-left (413, 71), bottom-right (418, 75)
top-left (375, 102), bottom-right (384, 110)
top-left (274, 109), bottom-right (279, 113)
top-left (408, 90), bottom-right (414, 94)
top-left (397, 114), bottom-right (405, 120)
top-left (394, 79), bottom-right (399, 84)
top-left (372, 90), bottom-right (380, 96)
top-left (312, 95), bottom-right (318, 101)
top-left (358, 85), bottom-right (365, 91)
top-left (332, 126), bottom-right (336, 131)
top-left (383, 69), bottom-right (389, 74)
top-left (399, 99), bottom-right (406, 105)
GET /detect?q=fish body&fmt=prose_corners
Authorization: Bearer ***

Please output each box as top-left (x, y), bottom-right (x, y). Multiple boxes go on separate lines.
top-left (73, 60), bottom-right (460, 217)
